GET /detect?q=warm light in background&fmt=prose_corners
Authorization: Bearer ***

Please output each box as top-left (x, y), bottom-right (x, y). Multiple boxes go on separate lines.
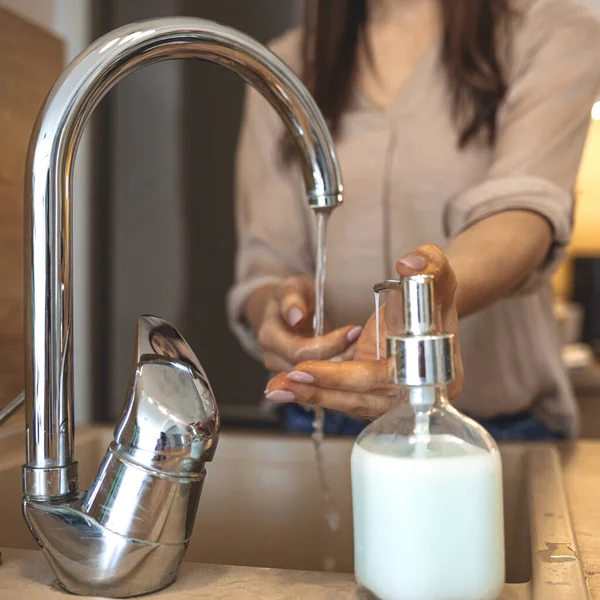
top-left (553, 113), bottom-right (600, 298)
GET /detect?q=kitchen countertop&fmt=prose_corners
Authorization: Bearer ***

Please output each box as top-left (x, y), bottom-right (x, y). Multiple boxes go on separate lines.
top-left (0, 441), bottom-right (599, 599)
top-left (0, 548), bottom-right (360, 600)
top-left (557, 441), bottom-right (600, 597)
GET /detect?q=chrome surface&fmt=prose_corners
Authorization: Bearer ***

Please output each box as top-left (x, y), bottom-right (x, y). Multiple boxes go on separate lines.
top-left (0, 391), bottom-right (24, 427)
top-left (23, 462), bottom-right (78, 500)
top-left (400, 274), bottom-right (434, 336)
top-left (376, 276), bottom-right (456, 386)
top-left (24, 492), bottom-right (188, 597)
top-left (372, 280), bottom-right (404, 294)
top-left (21, 16), bottom-right (342, 597)
top-left (373, 275), bottom-right (434, 336)
top-left (23, 316), bottom-right (219, 597)
top-left (23, 18), bottom-right (342, 597)
top-left (25, 17), bottom-right (343, 500)
top-left (387, 334), bottom-right (455, 386)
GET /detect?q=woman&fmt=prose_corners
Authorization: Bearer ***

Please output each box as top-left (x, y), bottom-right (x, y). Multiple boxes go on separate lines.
top-left (228, 0), bottom-right (600, 440)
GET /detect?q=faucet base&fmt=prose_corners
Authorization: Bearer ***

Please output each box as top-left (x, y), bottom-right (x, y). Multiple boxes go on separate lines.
top-left (22, 317), bottom-right (219, 597)
top-left (23, 495), bottom-right (187, 597)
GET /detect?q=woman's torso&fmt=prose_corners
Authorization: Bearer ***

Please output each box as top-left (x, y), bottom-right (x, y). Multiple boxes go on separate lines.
top-left (268, 0), bottom-right (591, 436)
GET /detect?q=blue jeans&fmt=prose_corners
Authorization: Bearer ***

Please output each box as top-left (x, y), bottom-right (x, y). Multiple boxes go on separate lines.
top-left (281, 404), bottom-right (369, 436)
top-left (474, 411), bottom-right (565, 442)
top-left (280, 403), bottom-right (564, 442)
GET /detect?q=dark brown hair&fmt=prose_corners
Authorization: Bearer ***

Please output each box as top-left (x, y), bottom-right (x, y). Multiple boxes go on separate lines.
top-left (298, 0), bottom-right (512, 149)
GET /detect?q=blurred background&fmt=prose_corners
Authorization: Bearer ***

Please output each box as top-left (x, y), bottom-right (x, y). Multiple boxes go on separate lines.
top-left (2, 0), bottom-right (600, 434)
top-left (0, 0), bottom-right (302, 429)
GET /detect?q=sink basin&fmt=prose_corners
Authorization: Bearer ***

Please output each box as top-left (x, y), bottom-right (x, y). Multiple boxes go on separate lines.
top-left (0, 425), bottom-right (588, 598)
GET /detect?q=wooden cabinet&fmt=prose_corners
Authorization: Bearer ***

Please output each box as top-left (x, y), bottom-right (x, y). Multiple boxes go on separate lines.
top-left (0, 8), bottom-right (63, 412)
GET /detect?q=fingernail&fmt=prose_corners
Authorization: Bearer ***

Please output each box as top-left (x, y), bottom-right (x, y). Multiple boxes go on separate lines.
top-left (330, 356), bottom-right (343, 362)
top-left (287, 307), bottom-right (304, 327)
top-left (398, 252), bottom-right (428, 271)
top-left (265, 390), bottom-right (296, 402)
top-left (347, 326), bottom-right (363, 343)
top-left (288, 371), bottom-right (315, 384)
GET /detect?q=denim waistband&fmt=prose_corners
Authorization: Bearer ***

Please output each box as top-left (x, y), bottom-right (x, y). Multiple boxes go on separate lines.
top-left (279, 404), bottom-right (563, 442)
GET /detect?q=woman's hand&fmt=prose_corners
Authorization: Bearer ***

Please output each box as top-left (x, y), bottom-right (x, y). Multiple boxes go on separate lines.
top-left (245, 276), bottom-right (363, 373)
top-left (264, 245), bottom-right (464, 418)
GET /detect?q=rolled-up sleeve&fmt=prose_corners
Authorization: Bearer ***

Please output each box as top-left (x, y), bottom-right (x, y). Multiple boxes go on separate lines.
top-left (445, 1), bottom-right (600, 291)
top-left (227, 84), bottom-right (313, 359)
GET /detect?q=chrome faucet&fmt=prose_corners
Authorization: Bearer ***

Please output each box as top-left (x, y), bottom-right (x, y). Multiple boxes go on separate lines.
top-left (21, 17), bottom-right (343, 597)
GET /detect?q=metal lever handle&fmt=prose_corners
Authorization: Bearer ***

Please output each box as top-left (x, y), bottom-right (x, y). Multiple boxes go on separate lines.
top-left (113, 315), bottom-right (220, 470)
top-left (135, 315), bottom-right (208, 375)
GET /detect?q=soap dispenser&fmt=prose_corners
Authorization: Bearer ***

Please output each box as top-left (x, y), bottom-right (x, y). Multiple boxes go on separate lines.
top-left (351, 275), bottom-right (505, 600)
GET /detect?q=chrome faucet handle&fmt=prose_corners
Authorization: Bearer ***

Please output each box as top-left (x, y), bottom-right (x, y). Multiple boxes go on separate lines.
top-left (112, 316), bottom-right (220, 473)
top-left (24, 315), bottom-right (220, 598)
top-left (136, 315), bottom-right (205, 372)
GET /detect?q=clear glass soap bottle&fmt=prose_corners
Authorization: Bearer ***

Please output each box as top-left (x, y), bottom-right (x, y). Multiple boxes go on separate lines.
top-left (352, 275), bottom-right (505, 600)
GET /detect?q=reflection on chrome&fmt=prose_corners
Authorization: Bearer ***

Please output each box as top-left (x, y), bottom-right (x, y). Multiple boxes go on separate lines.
top-left (24, 316), bottom-right (219, 597)
top-left (19, 17), bottom-right (343, 598)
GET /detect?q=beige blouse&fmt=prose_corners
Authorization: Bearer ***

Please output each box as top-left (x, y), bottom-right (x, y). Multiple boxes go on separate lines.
top-left (228, 0), bottom-right (600, 437)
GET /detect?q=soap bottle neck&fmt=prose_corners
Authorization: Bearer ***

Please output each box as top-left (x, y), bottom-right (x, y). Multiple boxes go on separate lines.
top-left (407, 384), bottom-right (449, 411)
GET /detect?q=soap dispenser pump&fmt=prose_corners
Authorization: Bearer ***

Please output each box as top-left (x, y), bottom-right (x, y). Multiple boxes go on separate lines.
top-left (351, 275), bottom-right (505, 600)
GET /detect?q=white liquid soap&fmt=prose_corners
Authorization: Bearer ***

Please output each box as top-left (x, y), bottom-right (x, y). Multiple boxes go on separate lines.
top-left (357, 276), bottom-right (505, 599)
top-left (352, 434), bottom-right (505, 600)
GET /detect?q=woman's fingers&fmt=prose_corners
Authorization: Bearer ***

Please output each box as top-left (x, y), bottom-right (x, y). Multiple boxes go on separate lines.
top-left (257, 285), bottom-right (363, 369)
top-left (262, 351), bottom-right (294, 374)
top-left (396, 244), bottom-right (457, 319)
top-left (266, 373), bottom-right (396, 418)
top-left (258, 311), bottom-right (363, 364)
top-left (262, 244), bottom-right (463, 415)
top-left (337, 343), bottom-right (358, 362)
top-left (287, 359), bottom-right (394, 393)
top-left (264, 359), bottom-right (397, 416)
top-left (276, 276), bottom-right (315, 328)
top-left (268, 360), bottom-right (394, 393)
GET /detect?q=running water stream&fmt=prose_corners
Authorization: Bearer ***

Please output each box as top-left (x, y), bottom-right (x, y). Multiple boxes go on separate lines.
top-left (312, 211), bottom-right (341, 568)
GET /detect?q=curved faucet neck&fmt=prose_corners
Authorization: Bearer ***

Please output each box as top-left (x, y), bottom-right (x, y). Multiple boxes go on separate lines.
top-left (24, 17), bottom-right (343, 499)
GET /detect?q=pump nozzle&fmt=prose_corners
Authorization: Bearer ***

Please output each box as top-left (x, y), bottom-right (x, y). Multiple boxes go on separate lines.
top-left (373, 275), bottom-right (455, 387)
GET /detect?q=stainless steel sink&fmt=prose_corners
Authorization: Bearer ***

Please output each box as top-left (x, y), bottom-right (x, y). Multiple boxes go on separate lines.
top-left (0, 425), bottom-right (588, 598)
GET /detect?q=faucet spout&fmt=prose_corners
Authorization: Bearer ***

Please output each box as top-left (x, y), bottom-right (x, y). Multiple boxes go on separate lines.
top-left (24, 17), bottom-right (343, 501)
top-left (22, 17), bottom-right (343, 597)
